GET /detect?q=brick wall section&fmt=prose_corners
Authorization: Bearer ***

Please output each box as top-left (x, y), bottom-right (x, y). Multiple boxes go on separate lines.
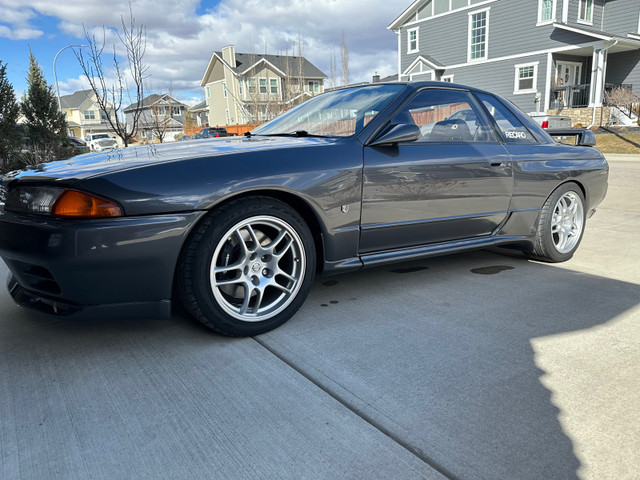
top-left (546, 107), bottom-right (611, 127)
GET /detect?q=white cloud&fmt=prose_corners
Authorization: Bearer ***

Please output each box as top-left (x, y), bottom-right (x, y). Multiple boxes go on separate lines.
top-left (3, 0), bottom-right (408, 98)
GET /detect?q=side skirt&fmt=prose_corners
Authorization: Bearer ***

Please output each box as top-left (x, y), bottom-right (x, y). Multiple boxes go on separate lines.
top-left (320, 234), bottom-right (533, 275)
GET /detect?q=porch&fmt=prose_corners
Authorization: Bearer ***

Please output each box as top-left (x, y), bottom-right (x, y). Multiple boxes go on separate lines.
top-left (550, 82), bottom-right (633, 109)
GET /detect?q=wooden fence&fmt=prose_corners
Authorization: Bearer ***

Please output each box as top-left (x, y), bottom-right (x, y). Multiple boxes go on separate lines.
top-left (184, 123), bottom-right (262, 136)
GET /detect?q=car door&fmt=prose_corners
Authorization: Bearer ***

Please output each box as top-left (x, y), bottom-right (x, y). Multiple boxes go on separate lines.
top-left (360, 88), bottom-right (513, 253)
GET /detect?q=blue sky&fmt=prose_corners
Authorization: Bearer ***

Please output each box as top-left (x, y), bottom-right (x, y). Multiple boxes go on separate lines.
top-left (0, 0), bottom-right (404, 106)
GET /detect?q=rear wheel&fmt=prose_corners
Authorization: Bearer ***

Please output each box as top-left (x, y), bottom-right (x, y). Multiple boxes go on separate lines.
top-left (178, 197), bottom-right (316, 336)
top-left (528, 182), bottom-right (585, 263)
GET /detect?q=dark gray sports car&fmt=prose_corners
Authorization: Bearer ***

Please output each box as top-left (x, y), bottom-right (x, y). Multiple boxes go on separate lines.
top-left (0, 82), bottom-right (608, 336)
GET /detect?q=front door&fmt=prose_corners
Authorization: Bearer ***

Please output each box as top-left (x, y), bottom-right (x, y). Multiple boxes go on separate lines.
top-left (360, 88), bottom-right (513, 253)
top-left (555, 62), bottom-right (583, 107)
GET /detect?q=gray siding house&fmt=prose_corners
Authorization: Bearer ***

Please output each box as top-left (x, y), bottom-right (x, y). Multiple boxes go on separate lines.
top-left (389, 0), bottom-right (640, 125)
top-left (124, 94), bottom-right (189, 142)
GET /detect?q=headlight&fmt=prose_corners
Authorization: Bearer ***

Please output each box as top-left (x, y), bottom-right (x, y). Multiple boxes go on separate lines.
top-left (5, 187), bottom-right (64, 215)
top-left (5, 187), bottom-right (123, 218)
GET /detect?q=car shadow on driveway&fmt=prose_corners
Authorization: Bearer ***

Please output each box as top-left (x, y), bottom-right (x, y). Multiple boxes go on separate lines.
top-left (258, 249), bottom-right (640, 480)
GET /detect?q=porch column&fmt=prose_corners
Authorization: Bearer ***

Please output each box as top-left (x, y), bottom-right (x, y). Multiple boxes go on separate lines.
top-left (589, 46), bottom-right (608, 107)
top-left (544, 52), bottom-right (553, 111)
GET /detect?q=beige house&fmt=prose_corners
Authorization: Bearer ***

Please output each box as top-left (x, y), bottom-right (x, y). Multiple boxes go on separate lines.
top-left (200, 45), bottom-right (327, 126)
top-left (59, 90), bottom-right (118, 142)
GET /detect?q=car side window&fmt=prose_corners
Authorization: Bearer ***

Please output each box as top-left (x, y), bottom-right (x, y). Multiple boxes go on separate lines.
top-left (390, 89), bottom-right (497, 143)
top-left (475, 92), bottom-right (538, 145)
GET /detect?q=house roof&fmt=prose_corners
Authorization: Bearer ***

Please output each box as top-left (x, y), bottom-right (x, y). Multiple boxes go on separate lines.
top-left (191, 100), bottom-right (207, 111)
top-left (124, 94), bottom-right (187, 113)
top-left (201, 49), bottom-right (326, 86)
top-left (388, 0), bottom-right (423, 30)
top-left (59, 89), bottom-right (96, 109)
top-left (379, 74), bottom-right (399, 82)
top-left (552, 23), bottom-right (640, 51)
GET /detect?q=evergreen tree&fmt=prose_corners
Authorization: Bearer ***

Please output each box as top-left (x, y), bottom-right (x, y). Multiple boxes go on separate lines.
top-left (0, 60), bottom-right (22, 174)
top-left (21, 50), bottom-right (74, 165)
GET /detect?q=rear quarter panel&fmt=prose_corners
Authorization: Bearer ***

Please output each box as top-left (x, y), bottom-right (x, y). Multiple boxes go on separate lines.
top-left (507, 143), bottom-right (608, 212)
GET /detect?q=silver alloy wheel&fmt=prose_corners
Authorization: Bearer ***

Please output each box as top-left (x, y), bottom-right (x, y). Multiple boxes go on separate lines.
top-left (550, 191), bottom-right (584, 254)
top-left (210, 215), bottom-right (306, 322)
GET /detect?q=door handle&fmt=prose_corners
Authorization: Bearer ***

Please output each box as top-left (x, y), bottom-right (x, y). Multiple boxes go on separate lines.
top-left (490, 161), bottom-right (504, 167)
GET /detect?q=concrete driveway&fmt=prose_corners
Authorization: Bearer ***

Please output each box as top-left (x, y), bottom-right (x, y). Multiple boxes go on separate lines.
top-left (1, 155), bottom-right (638, 480)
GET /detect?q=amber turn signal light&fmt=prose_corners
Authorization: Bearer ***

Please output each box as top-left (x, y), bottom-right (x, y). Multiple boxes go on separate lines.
top-left (51, 190), bottom-right (123, 218)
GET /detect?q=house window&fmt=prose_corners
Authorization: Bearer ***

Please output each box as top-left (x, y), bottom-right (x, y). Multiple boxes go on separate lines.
top-left (469, 9), bottom-right (488, 61)
top-left (538, 0), bottom-right (555, 23)
top-left (225, 109), bottom-right (230, 124)
top-left (407, 28), bottom-right (418, 53)
top-left (259, 78), bottom-right (267, 94)
top-left (238, 79), bottom-right (243, 96)
top-left (83, 110), bottom-right (96, 120)
top-left (172, 106), bottom-right (181, 116)
top-left (270, 78), bottom-right (278, 94)
top-left (578, 0), bottom-right (593, 24)
top-left (248, 78), bottom-right (257, 94)
top-left (206, 86), bottom-right (210, 98)
top-left (223, 82), bottom-right (227, 98)
top-left (441, 74), bottom-right (454, 82)
top-left (308, 81), bottom-right (319, 93)
top-left (514, 63), bottom-right (538, 94)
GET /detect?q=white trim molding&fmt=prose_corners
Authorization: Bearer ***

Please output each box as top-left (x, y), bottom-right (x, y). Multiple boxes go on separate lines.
top-left (468, 7), bottom-right (490, 63)
top-left (513, 62), bottom-right (539, 95)
top-left (577, 0), bottom-right (594, 26)
top-left (407, 27), bottom-right (419, 53)
top-left (537, 0), bottom-right (557, 26)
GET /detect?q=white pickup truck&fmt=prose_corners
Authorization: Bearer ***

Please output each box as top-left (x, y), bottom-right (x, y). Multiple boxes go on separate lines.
top-left (527, 113), bottom-right (572, 129)
top-left (85, 133), bottom-right (117, 152)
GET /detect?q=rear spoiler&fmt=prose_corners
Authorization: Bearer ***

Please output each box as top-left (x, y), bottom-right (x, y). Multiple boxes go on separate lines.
top-left (546, 128), bottom-right (596, 147)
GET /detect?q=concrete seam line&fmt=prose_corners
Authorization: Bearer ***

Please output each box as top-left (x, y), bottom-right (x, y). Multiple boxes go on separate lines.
top-left (252, 336), bottom-right (458, 480)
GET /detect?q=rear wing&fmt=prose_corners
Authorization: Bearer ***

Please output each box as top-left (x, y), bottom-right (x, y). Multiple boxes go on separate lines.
top-left (546, 128), bottom-right (596, 147)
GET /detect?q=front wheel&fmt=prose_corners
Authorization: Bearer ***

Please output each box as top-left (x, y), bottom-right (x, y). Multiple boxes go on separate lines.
top-left (177, 197), bottom-right (316, 336)
top-left (528, 182), bottom-right (586, 263)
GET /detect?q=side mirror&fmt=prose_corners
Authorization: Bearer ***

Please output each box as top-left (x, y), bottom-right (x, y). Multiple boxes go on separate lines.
top-left (369, 123), bottom-right (421, 146)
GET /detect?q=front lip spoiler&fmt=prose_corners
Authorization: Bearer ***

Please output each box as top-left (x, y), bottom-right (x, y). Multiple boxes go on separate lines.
top-left (7, 275), bottom-right (171, 319)
top-left (8, 274), bottom-right (81, 316)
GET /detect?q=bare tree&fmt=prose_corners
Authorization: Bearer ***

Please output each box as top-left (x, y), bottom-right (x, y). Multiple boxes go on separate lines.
top-left (604, 86), bottom-right (639, 108)
top-left (76, 4), bottom-right (148, 147)
top-left (329, 50), bottom-right (338, 89)
top-left (297, 32), bottom-right (306, 95)
top-left (147, 84), bottom-right (177, 143)
top-left (183, 106), bottom-right (196, 131)
top-left (341, 32), bottom-right (349, 86)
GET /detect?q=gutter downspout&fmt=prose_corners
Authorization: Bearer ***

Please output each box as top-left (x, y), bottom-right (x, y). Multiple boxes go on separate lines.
top-left (588, 39), bottom-right (618, 128)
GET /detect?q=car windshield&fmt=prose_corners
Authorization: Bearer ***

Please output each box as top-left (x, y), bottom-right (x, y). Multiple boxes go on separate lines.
top-left (252, 84), bottom-right (405, 138)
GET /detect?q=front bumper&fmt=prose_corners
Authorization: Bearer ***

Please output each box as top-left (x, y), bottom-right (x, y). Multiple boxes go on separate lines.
top-left (0, 209), bottom-right (206, 318)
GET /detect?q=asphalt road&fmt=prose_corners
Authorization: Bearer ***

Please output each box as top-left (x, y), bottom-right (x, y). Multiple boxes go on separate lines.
top-left (1, 155), bottom-right (639, 480)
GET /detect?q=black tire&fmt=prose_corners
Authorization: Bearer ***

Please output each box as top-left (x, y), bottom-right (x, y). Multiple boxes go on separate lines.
top-left (528, 182), bottom-right (586, 263)
top-left (177, 197), bottom-right (316, 336)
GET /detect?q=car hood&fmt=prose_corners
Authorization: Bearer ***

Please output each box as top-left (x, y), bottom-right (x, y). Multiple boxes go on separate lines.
top-left (4, 136), bottom-right (338, 183)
